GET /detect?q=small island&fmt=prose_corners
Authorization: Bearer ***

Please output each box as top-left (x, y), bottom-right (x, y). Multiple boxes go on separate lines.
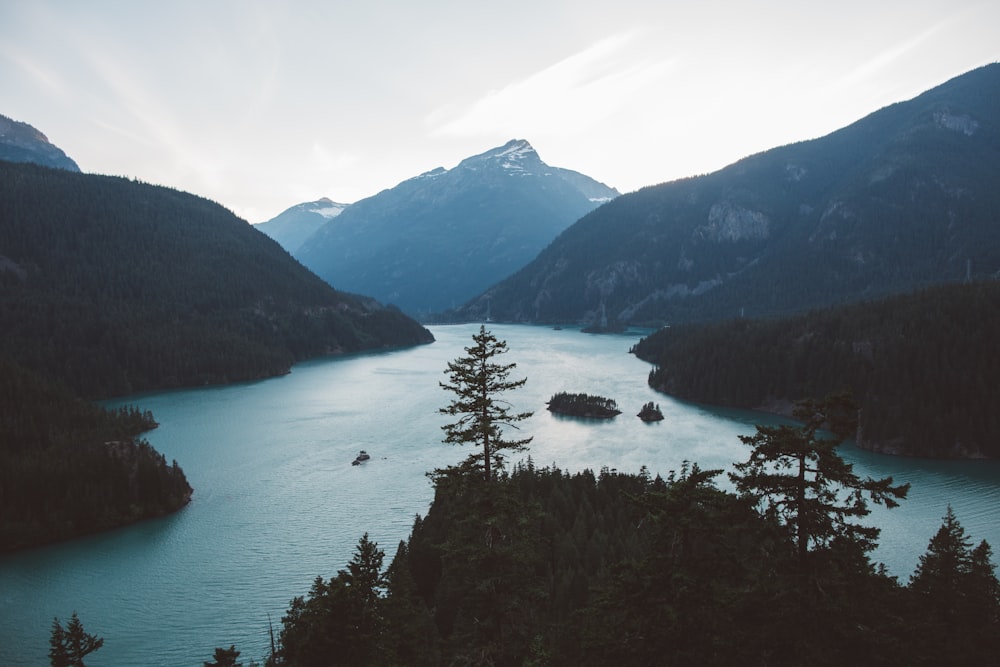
top-left (637, 401), bottom-right (664, 422)
top-left (547, 392), bottom-right (621, 419)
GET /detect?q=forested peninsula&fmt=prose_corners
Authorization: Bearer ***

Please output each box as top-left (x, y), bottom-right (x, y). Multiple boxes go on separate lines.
top-left (631, 281), bottom-right (1000, 458)
top-left (0, 160), bottom-right (434, 551)
top-left (0, 358), bottom-right (191, 551)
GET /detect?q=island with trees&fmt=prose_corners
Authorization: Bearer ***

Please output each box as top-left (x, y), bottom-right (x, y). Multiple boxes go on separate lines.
top-left (637, 401), bottom-right (664, 422)
top-left (546, 392), bottom-right (621, 419)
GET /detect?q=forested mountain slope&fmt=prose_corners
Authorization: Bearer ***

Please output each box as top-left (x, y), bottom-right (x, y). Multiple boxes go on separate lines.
top-left (452, 64), bottom-right (1000, 327)
top-left (631, 281), bottom-right (1000, 458)
top-left (0, 160), bottom-right (432, 399)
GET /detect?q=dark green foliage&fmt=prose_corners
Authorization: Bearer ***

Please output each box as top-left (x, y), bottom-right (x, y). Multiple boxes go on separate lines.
top-left (905, 507), bottom-right (1000, 664)
top-left (401, 463), bottom-right (654, 665)
top-left (576, 463), bottom-right (801, 666)
top-left (454, 64), bottom-right (1000, 328)
top-left (633, 280), bottom-right (1000, 457)
top-left (0, 159), bottom-right (433, 399)
top-left (438, 326), bottom-right (533, 482)
top-left (0, 358), bottom-right (191, 552)
top-left (730, 395), bottom-right (909, 567)
top-left (204, 645), bottom-right (242, 667)
top-left (275, 457), bottom-right (1000, 666)
top-left (546, 392), bottom-right (620, 418)
top-left (636, 401), bottom-right (663, 421)
top-left (278, 534), bottom-right (387, 667)
top-left (48, 613), bottom-right (103, 667)
top-left (379, 541), bottom-right (442, 666)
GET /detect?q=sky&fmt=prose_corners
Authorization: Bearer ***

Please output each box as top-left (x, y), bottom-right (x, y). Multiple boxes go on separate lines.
top-left (2, 1), bottom-right (998, 223)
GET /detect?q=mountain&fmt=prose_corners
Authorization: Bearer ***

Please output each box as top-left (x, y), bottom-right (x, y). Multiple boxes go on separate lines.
top-left (256, 197), bottom-right (349, 254)
top-left (294, 139), bottom-right (619, 317)
top-left (0, 113), bottom-right (80, 171)
top-left (0, 160), bottom-right (433, 399)
top-left (451, 64), bottom-right (1000, 327)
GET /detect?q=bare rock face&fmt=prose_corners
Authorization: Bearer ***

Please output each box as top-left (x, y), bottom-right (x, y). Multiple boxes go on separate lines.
top-left (0, 114), bottom-right (80, 172)
top-left (696, 203), bottom-right (770, 242)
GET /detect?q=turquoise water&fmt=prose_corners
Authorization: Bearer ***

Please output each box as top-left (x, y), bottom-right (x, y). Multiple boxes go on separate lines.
top-left (2, 323), bottom-right (999, 665)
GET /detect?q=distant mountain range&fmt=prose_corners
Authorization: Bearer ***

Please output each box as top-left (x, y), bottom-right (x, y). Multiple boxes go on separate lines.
top-left (256, 197), bottom-right (349, 254)
top-left (0, 113), bottom-right (79, 171)
top-left (292, 139), bottom-right (619, 317)
top-left (450, 64), bottom-right (1000, 327)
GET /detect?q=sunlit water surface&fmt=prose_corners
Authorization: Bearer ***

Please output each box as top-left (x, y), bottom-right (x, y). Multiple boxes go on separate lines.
top-left (2, 324), bottom-right (999, 665)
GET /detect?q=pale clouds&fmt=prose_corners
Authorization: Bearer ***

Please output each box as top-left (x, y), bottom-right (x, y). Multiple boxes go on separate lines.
top-left (834, 22), bottom-right (948, 92)
top-left (429, 33), bottom-right (678, 139)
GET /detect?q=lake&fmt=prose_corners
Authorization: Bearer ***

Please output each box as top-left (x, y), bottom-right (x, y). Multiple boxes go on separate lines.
top-left (2, 323), bottom-right (999, 665)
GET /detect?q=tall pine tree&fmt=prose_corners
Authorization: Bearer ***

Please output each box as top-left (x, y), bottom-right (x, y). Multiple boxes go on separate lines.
top-left (48, 613), bottom-right (103, 667)
top-left (439, 326), bottom-right (532, 482)
top-left (729, 394), bottom-right (909, 569)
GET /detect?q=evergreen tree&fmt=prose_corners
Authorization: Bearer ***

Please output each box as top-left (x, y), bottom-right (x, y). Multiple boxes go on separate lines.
top-left (48, 613), bottom-right (103, 667)
top-left (439, 326), bottom-right (532, 482)
top-left (729, 394), bottom-right (909, 569)
top-left (910, 506), bottom-right (1000, 622)
top-left (278, 534), bottom-right (386, 666)
top-left (907, 506), bottom-right (1000, 664)
top-left (204, 645), bottom-right (242, 667)
top-left (910, 506), bottom-right (972, 600)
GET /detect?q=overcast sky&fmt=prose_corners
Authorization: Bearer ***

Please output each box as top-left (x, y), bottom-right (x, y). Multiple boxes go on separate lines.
top-left (2, 1), bottom-right (997, 222)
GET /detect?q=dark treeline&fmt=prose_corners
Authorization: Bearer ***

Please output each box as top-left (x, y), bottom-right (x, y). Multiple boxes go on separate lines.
top-left (631, 281), bottom-right (1000, 458)
top-left (0, 358), bottom-right (191, 552)
top-left (270, 460), bottom-right (999, 666)
top-left (0, 160), bottom-right (433, 399)
top-left (546, 392), bottom-right (621, 418)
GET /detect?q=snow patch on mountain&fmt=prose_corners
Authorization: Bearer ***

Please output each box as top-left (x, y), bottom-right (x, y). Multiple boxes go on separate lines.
top-left (312, 199), bottom-right (347, 219)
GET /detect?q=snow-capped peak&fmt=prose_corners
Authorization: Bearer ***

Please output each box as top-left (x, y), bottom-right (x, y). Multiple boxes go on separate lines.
top-left (495, 138), bottom-right (536, 160)
top-left (458, 139), bottom-right (541, 175)
top-left (303, 197), bottom-right (348, 219)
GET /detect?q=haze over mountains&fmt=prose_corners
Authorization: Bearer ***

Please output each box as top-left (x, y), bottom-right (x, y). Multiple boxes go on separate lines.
top-left (5, 63), bottom-right (998, 338)
top-left (451, 64), bottom-right (1000, 327)
top-left (288, 139), bottom-right (619, 317)
top-left (256, 197), bottom-right (349, 254)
